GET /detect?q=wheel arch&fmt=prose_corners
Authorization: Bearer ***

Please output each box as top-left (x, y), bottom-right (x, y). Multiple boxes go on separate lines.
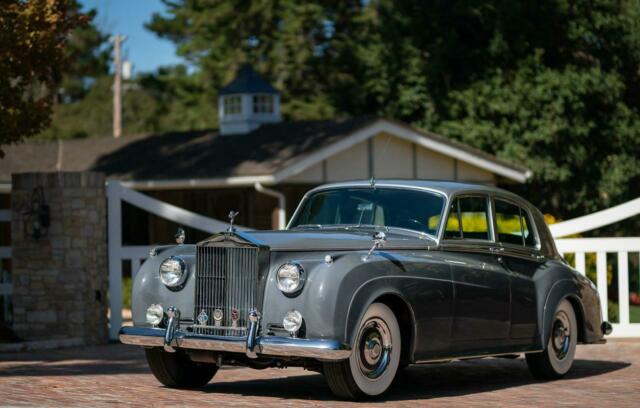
top-left (565, 294), bottom-right (586, 343)
top-left (345, 284), bottom-right (417, 363)
top-left (373, 293), bottom-right (415, 365)
top-left (541, 279), bottom-right (586, 345)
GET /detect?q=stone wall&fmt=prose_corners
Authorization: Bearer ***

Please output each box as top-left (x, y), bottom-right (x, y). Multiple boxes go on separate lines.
top-left (11, 172), bottom-right (108, 344)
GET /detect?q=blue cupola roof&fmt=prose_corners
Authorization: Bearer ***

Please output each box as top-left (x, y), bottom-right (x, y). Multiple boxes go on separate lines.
top-left (219, 64), bottom-right (278, 95)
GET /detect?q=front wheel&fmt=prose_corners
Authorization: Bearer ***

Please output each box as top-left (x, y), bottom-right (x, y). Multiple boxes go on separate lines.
top-left (323, 303), bottom-right (401, 399)
top-left (526, 299), bottom-right (577, 379)
top-left (145, 348), bottom-right (218, 388)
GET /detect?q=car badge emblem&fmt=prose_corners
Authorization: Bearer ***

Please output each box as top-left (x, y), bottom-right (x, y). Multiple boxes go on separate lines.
top-left (231, 308), bottom-right (240, 328)
top-left (213, 308), bottom-right (223, 327)
top-left (197, 309), bottom-right (209, 326)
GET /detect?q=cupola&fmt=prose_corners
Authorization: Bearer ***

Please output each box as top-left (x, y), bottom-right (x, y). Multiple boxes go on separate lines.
top-left (218, 64), bottom-right (282, 135)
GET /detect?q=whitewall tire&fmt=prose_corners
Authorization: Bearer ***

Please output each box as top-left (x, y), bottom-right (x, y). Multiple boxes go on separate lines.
top-left (323, 302), bottom-right (401, 399)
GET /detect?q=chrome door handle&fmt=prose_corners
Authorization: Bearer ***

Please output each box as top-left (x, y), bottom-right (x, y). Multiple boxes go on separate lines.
top-left (489, 247), bottom-right (504, 253)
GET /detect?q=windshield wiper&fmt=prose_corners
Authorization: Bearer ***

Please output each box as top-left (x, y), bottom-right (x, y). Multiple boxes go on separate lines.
top-left (384, 226), bottom-right (436, 240)
top-left (291, 224), bottom-right (324, 230)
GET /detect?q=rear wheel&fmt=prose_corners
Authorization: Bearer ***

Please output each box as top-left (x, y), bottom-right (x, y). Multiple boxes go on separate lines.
top-left (526, 299), bottom-right (577, 379)
top-left (145, 348), bottom-right (218, 388)
top-left (323, 303), bottom-right (401, 399)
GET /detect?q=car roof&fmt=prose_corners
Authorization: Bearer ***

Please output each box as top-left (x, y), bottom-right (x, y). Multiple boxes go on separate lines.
top-left (309, 179), bottom-right (527, 203)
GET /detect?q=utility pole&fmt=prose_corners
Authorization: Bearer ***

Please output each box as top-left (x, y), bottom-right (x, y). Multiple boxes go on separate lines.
top-left (111, 34), bottom-right (126, 138)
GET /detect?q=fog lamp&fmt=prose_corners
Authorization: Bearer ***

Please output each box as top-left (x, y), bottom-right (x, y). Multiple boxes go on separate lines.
top-left (146, 304), bottom-right (164, 326)
top-left (283, 310), bottom-right (303, 335)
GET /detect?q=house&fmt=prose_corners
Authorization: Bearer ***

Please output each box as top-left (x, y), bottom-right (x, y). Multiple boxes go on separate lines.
top-left (0, 65), bottom-right (531, 245)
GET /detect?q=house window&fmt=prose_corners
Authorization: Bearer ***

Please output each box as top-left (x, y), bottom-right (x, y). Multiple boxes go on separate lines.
top-left (253, 94), bottom-right (274, 114)
top-left (223, 95), bottom-right (242, 115)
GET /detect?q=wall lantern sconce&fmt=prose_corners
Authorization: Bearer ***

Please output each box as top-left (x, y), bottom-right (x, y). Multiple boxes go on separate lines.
top-left (22, 187), bottom-right (50, 240)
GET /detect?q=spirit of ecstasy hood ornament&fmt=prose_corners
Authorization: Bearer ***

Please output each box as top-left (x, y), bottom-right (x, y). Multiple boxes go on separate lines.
top-left (227, 210), bottom-right (239, 232)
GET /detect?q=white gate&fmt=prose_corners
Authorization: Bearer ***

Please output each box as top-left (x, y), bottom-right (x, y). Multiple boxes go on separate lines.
top-left (106, 181), bottom-right (239, 340)
top-left (552, 197), bottom-right (640, 337)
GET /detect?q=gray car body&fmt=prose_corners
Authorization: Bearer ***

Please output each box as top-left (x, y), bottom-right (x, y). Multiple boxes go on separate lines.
top-left (131, 180), bottom-right (605, 363)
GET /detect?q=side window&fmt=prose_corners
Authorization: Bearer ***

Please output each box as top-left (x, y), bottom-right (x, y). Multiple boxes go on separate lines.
top-left (443, 196), bottom-right (490, 240)
top-left (459, 196), bottom-right (490, 240)
top-left (495, 199), bottom-right (523, 246)
top-left (494, 199), bottom-right (538, 248)
top-left (520, 208), bottom-right (537, 248)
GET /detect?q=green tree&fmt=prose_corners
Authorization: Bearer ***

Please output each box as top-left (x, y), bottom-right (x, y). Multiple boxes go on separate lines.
top-left (58, 4), bottom-right (112, 102)
top-left (147, 1), bottom-right (369, 120)
top-left (0, 0), bottom-right (87, 152)
top-left (148, 0), bottom-right (640, 219)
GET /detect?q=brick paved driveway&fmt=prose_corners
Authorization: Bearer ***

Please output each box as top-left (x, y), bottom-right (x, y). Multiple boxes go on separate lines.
top-left (0, 339), bottom-right (637, 407)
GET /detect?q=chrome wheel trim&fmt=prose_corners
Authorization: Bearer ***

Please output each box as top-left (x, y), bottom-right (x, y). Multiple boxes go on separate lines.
top-left (356, 317), bottom-right (393, 379)
top-left (551, 311), bottom-right (571, 361)
top-left (546, 299), bottom-right (577, 375)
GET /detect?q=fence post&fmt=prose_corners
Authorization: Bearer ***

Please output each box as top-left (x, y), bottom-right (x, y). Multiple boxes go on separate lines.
top-left (575, 252), bottom-right (586, 275)
top-left (107, 181), bottom-right (123, 340)
top-left (596, 252), bottom-right (608, 322)
top-left (618, 251), bottom-right (629, 327)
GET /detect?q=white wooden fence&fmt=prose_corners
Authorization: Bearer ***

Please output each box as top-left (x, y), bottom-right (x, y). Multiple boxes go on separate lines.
top-left (107, 181), bottom-right (239, 339)
top-left (552, 198), bottom-right (640, 338)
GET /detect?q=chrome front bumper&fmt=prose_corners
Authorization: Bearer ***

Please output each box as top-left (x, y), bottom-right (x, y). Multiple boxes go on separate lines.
top-left (119, 326), bottom-right (352, 361)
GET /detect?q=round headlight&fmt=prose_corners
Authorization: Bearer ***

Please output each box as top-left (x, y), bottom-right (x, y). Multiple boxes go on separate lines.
top-left (276, 262), bottom-right (305, 295)
top-left (146, 304), bottom-right (164, 326)
top-left (159, 256), bottom-right (187, 288)
top-left (283, 310), bottom-right (303, 334)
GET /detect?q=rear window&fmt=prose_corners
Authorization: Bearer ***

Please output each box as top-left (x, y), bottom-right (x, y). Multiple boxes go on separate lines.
top-left (494, 199), bottom-right (538, 248)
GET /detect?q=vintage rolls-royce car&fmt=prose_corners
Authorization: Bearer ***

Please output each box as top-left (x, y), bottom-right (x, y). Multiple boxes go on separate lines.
top-left (119, 180), bottom-right (611, 399)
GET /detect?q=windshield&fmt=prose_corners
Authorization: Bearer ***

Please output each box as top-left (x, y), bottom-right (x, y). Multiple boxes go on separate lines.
top-left (289, 187), bottom-right (445, 237)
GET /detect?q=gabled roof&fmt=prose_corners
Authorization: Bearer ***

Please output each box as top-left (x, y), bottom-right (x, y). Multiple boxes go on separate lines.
top-left (0, 117), bottom-right (531, 189)
top-left (218, 65), bottom-right (279, 95)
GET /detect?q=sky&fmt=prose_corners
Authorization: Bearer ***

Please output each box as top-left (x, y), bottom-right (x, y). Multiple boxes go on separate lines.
top-left (80, 0), bottom-right (185, 73)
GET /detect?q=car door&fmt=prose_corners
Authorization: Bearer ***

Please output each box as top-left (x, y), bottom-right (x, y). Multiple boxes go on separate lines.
top-left (442, 195), bottom-right (511, 346)
top-left (492, 198), bottom-right (541, 341)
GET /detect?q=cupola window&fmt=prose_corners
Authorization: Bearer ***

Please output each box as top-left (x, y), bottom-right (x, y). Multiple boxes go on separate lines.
top-left (253, 94), bottom-right (274, 114)
top-left (223, 95), bottom-right (242, 115)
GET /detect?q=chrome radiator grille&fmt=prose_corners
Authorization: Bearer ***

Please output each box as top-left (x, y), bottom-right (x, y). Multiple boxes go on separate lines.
top-left (193, 245), bottom-right (258, 337)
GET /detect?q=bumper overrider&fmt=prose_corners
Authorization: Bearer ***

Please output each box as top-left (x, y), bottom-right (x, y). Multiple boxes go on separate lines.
top-left (119, 308), bottom-right (352, 361)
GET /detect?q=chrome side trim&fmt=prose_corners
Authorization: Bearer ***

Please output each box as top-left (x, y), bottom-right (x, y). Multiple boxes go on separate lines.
top-left (119, 326), bottom-right (351, 361)
top-left (414, 349), bottom-right (545, 364)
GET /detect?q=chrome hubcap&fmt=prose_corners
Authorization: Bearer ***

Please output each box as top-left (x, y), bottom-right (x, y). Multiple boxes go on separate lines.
top-left (551, 311), bottom-right (571, 360)
top-left (357, 318), bottom-right (392, 379)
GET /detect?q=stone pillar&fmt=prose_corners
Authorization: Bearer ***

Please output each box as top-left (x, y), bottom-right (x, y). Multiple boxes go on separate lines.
top-left (11, 172), bottom-right (108, 344)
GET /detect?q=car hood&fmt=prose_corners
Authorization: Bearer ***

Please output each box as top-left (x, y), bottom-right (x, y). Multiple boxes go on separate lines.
top-left (241, 229), bottom-right (435, 251)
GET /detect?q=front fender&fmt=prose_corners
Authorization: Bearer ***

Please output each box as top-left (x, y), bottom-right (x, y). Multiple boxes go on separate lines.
top-left (343, 278), bottom-right (415, 349)
top-left (132, 245), bottom-right (196, 326)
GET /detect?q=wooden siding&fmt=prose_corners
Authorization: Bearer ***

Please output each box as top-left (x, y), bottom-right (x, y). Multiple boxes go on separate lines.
top-left (285, 131), bottom-right (496, 184)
